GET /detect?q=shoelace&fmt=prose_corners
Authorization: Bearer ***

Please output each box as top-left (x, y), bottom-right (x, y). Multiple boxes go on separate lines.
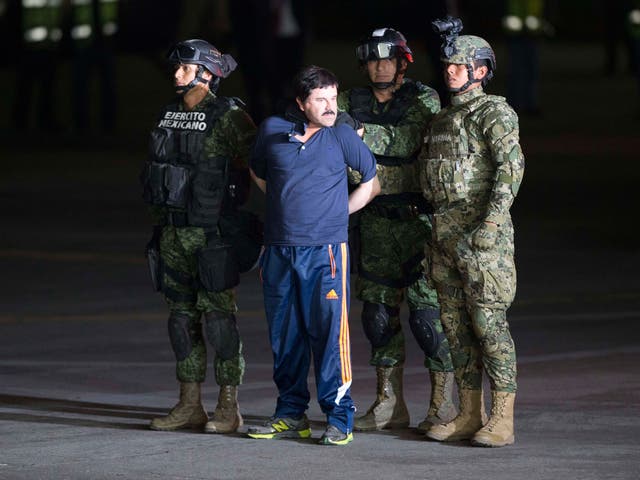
top-left (484, 396), bottom-right (507, 432)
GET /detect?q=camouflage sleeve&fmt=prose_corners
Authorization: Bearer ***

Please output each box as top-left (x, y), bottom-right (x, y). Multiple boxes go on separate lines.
top-left (207, 104), bottom-right (257, 168)
top-left (482, 102), bottom-right (525, 224)
top-left (361, 86), bottom-right (440, 158)
top-left (337, 90), bottom-right (350, 112)
top-left (338, 91), bottom-right (362, 183)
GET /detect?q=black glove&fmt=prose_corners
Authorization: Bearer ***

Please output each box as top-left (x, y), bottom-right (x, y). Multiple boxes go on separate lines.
top-left (284, 101), bottom-right (308, 127)
top-left (335, 111), bottom-right (362, 131)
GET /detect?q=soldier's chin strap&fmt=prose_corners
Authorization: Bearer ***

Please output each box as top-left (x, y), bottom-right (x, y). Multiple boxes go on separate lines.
top-left (176, 66), bottom-right (216, 96)
top-left (371, 81), bottom-right (395, 90)
top-left (448, 64), bottom-right (482, 93)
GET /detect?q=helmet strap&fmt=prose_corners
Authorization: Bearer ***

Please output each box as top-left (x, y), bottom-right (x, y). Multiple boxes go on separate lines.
top-left (448, 63), bottom-right (481, 93)
top-left (371, 81), bottom-right (395, 90)
top-left (176, 65), bottom-right (211, 96)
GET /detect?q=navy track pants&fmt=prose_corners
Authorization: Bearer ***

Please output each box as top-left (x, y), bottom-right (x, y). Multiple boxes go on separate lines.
top-left (260, 243), bottom-right (355, 433)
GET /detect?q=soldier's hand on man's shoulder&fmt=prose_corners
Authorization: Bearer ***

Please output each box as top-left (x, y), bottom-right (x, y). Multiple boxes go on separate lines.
top-left (335, 111), bottom-right (362, 132)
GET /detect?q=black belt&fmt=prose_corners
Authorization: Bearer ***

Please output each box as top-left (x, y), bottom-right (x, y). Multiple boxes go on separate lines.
top-left (167, 211), bottom-right (189, 227)
top-left (365, 203), bottom-right (425, 220)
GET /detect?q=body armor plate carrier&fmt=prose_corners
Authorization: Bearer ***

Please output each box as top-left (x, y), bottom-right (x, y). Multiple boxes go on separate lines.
top-left (142, 97), bottom-right (236, 229)
top-left (349, 80), bottom-right (421, 167)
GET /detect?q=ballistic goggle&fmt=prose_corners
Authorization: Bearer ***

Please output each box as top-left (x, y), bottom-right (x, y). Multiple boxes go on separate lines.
top-left (356, 42), bottom-right (399, 61)
top-left (167, 44), bottom-right (200, 64)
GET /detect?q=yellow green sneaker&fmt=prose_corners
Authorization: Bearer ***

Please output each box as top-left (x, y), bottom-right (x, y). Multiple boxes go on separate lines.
top-left (318, 425), bottom-right (353, 446)
top-left (246, 415), bottom-right (312, 439)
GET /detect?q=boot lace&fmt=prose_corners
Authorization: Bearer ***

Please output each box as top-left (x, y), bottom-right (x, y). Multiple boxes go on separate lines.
top-left (484, 395), bottom-right (507, 432)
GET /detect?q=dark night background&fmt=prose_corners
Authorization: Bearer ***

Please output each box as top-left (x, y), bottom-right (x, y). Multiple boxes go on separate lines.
top-left (0, 1), bottom-right (639, 479)
top-left (1, 0), bottom-right (638, 270)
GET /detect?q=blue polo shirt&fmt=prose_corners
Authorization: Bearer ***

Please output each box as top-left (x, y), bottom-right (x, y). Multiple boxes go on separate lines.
top-left (251, 116), bottom-right (376, 246)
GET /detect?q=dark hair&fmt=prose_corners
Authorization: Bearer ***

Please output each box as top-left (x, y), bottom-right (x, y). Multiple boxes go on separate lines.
top-left (293, 65), bottom-right (339, 102)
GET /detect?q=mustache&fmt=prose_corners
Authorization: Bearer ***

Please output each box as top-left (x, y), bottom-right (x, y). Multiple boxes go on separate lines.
top-left (322, 110), bottom-right (336, 116)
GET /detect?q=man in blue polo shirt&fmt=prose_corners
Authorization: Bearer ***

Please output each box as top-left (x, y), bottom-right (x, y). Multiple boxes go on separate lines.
top-left (247, 65), bottom-right (379, 446)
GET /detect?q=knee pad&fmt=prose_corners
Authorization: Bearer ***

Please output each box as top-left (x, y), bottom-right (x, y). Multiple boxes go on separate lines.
top-left (471, 307), bottom-right (506, 355)
top-left (168, 312), bottom-right (193, 361)
top-left (408, 308), bottom-right (442, 357)
top-left (361, 302), bottom-right (399, 348)
top-left (204, 311), bottom-right (240, 361)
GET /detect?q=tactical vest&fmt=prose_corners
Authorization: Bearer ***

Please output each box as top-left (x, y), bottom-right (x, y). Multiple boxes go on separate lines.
top-left (349, 81), bottom-right (421, 167)
top-left (421, 93), bottom-right (503, 212)
top-left (349, 81), bottom-right (424, 201)
top-left (141, 97), bottom-right (235, 229)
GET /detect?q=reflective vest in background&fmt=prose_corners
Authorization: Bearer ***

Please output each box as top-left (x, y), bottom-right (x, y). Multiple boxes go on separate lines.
top-left (502, 0), bottom-right (553, 36)
top-left (21, 0), bottom-right (63, 49)
top-left (70, 0), bottom-right (118, 46)
top-left (628, 1), bottom-right (640, 38)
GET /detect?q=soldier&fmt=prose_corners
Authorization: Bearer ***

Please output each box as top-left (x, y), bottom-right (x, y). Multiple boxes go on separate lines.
top-left (337, 28), bottom-right (456, 433)
top-left (501, 0), bottom-right (554, 115)
top-left (627, 1), bottom-right (640, 114)
top-left (419, 17), bottom-right (524, 447)
top-left (140, 39), bottom-right (257, 434)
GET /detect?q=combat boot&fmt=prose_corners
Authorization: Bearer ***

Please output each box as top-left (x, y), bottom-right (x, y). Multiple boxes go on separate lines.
top-left (416, 371), bottom-right (457, 433)
top-left (425, 388), bottom-right (487, 441)
top-left (471, 391), bottom-right (515, 447)
top-left (204, 385), bottom-right (243, 434)
top-left (354, 366), bottom-right (409, 431)
top-left (150, 382), bottom-right (208, 431)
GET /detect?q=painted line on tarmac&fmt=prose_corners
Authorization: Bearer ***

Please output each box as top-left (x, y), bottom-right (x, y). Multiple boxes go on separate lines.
top-left (0, 249), bottom-right (144, 264)
top-left (0, 359), bottom-right (275, 370)
top-left (0, 310), bottom-right (267, 323)
top-left (3, 346), bottom-right (639, 371)
top-left (511, 310), bottom-right (640, 322)
top-left (516, 345), bottom-right (640, 365)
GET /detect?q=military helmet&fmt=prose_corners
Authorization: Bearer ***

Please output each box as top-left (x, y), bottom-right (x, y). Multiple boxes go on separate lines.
top-left (356, 28), bottom-right (414, 64)
top-left (441, 35), bottom-right (496, 77)
top-left (167, 39), bottom-right (237, 79)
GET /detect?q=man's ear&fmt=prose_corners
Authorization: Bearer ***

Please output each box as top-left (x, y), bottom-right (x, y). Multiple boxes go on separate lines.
top-left (295, 97), bottom-right (304, 111)
top-left (475, 65), bottom-right (488, 80)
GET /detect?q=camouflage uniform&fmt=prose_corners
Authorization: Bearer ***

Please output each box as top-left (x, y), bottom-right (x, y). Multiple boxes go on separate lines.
top-left (419, 86), bottom-right (524, 393)
top-left (147, 91), bottom-right (256, 385)
top-left (338, 80), bottom-right (453, 373)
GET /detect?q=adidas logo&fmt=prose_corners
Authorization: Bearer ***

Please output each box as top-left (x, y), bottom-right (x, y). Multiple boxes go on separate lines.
top-left (325, 289), bottom-right (339, 300)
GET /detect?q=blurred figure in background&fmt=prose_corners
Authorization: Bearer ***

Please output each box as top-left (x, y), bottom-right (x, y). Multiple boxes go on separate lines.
top-left (9, 0), bottom-right (64, 132)
top-left (228, 0), bottom-right (308, 122)
top-left (63, 0), bottom-right (119, 134)
top-left (625, 1), bottom-right (640, 115)
top-left (602, 0), bottom-right (633, 77)
top-left (502, 0), bottom-right (554, 116)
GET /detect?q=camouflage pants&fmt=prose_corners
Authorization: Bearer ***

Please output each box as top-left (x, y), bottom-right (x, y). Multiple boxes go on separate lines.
top-left (428, 209), bottom-right (517, 392)
top-left (160, 225), bottom-right (245, 385)
top-left (356, 210), bottom-right (453, 372)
